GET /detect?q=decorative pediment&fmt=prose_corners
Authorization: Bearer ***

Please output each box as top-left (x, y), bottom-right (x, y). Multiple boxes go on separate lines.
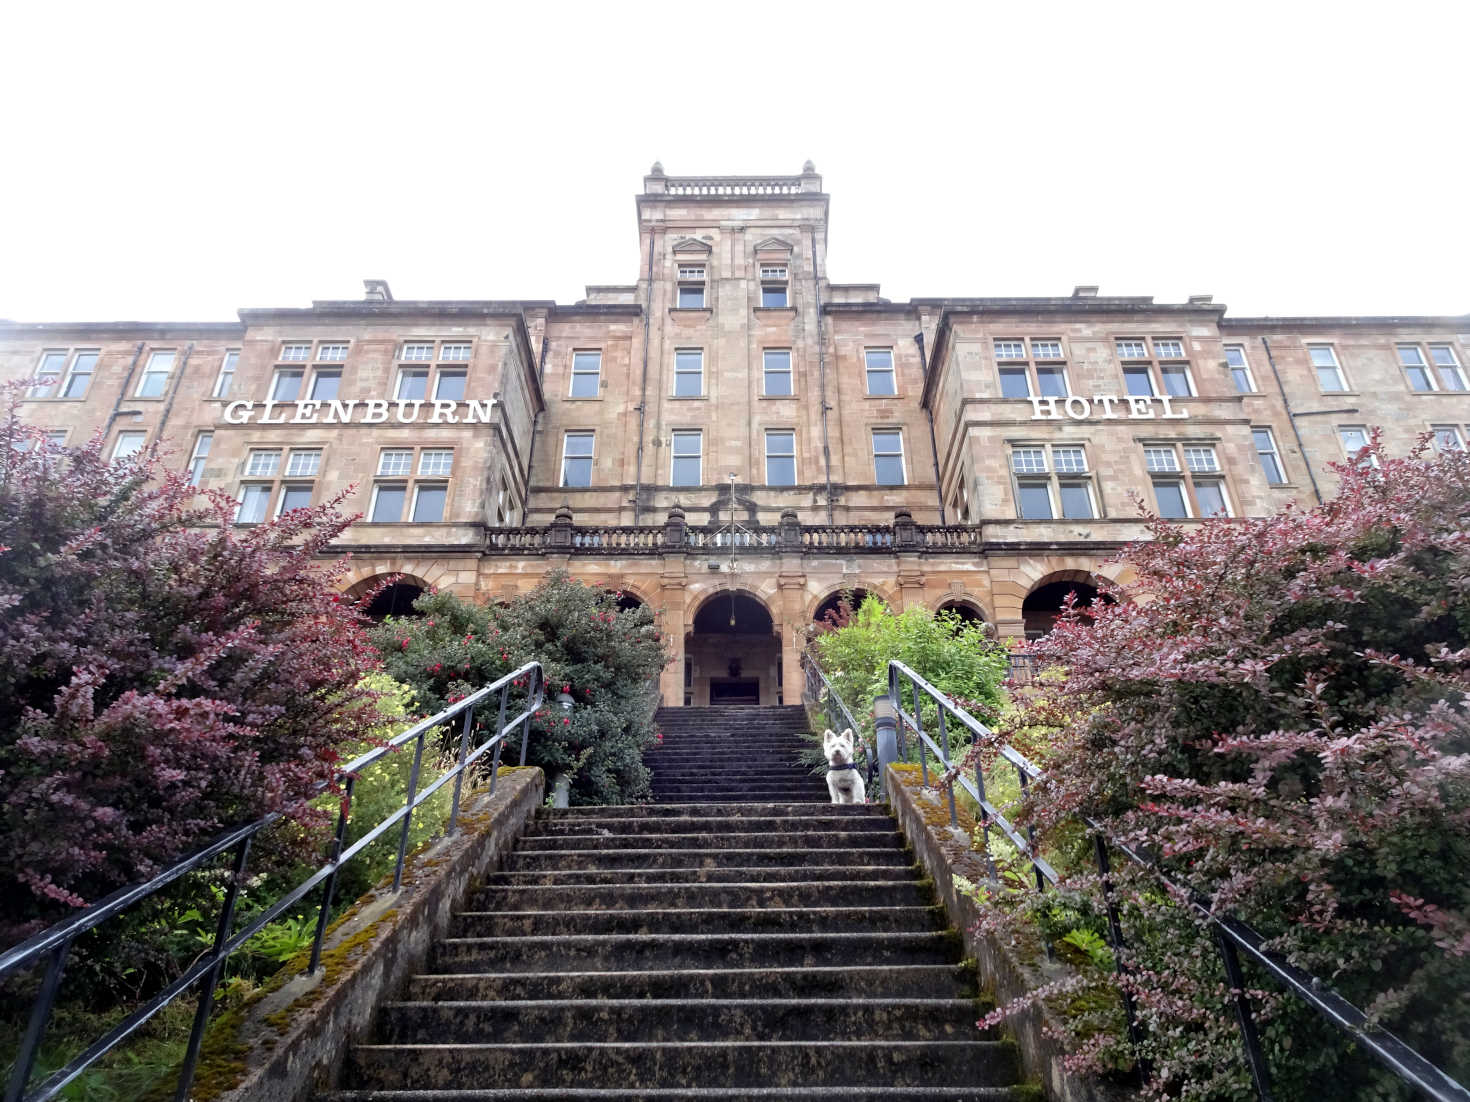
top-left (671, 237), bottom-right (712, 255)
top-left (753, 236), bottom-right (793, 255)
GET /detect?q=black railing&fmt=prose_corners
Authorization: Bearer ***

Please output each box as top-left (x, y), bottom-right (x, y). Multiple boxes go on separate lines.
top-left (799, 651), bottom-right (879, 796)
top-left (0, 663), bottom-right (546, 1102)
top-left (886, 658), bottom-right (1470, 1102)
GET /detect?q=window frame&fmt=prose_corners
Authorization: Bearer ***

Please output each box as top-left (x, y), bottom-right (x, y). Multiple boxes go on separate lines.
top-left (409, 481), bottom-right (448, 523)
top-left (112, 431), bottom-right (147, 460)
top-left (1338, 425), bottom-right (1376, 465)
top-left (433, 368), bottom-right (467, 402)
top-left (669, 429), bottom-right (702, 487)
top-left (759, 265), bottom-right (789, 308)
top-left (270, 368), bottom-right (304, 402)
top-left (561, 431), bottom-right (595, 488)
top-left (865, 348), bottom-right (897, 397)
top-left (28, 350), bottom-right (69, 398)
top-left (315, 342), bottom-right (349, 363)
top-left (871, 428), bottom-right (906, 486)
top-left (673, 349), bottom-right (704, 397)
top-left (763, 349), bottom-right (793, 396)
top-left (57, 350), bottom-right (99, 399)
top-left (1008, 443), bottom-right (1097, 520)
top-left (1225, 344), bottom-right (1256, 393)
top-left (135, 349), bottom-right (176, 398)
top-left (676, 265), bottom-right (706, 309)
top-left (439, 341), bottom-right (473, 362)
top-left (309, 368), bottom-right (342, 401)
top-left (1143, 442), bottom-right (1234, 518)
top-left (1397, 344), bottom-right (1437, 392)
top-left (274, 483), bottom-right (315, 517)
top-left (400, 341), bottom-right (435, 362)
top-left (1308, 344), bottom-right (1348, 392)
top-left (764, 428), bottom-right (797, 486)
top-left (212, 349), bottom-right (239, 399)
top-left (1252, 427), bottom-right (1286, 485)
top-left (418, 448), bottom-right (454, 477)
top-left (187, 431), bottom-right (213, 486)
top-left (569, 350), bottom-right (602, 399)
top-left (368, 482), bottom-right (408, 523)
top-left (278, 342), bottom-right (312, 362)
top-left (376, 448), bottom-right (414, 477)
top-left (285, 448), bottom-right (322, 477)
top-left (235, 482), bottom-right (274, 525)
top-left (395, 367), bottom-right (430, 401)
top-left (245, 448), bottom-right (282, 477)
top-left (1429, 345), bottom-right (1467, 392)
top-left (1431, 424), bottom-right (1466, 452)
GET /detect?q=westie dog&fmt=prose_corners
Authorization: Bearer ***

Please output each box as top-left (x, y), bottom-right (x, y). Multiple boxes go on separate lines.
top-left (823, 727), bottom-right (866, 805)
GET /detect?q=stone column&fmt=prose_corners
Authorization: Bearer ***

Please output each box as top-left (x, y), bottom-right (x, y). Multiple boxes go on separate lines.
top-left (658, 579), bottom-right (688, 707)
top-left (778, 570), bottom-right (808, 708)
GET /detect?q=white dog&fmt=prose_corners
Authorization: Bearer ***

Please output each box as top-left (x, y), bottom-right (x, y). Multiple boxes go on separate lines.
top-left (823, 728), bottom-right (867, 804)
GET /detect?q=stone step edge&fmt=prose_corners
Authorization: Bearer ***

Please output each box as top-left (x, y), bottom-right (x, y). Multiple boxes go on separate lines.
top-left (437, 930), bottom-right (959, 948)
top-left (382, 997), bottom-right (980, 1012)
top-left (408, 964), bottom-right (971, 983)
top-left (453, 905), bottom-right (942, 922)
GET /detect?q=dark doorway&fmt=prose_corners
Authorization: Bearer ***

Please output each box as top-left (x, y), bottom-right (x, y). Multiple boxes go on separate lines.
top-left (363, 582), bottom-right (426, 621)
top-left (709, 678), bottom-right (760, 705)
top-left (812, 588), bottom-right (874, 631)
top-left (1022, 580), bottom-right (1102, 639)
top-left (937, 601), bottom-right (985, 627)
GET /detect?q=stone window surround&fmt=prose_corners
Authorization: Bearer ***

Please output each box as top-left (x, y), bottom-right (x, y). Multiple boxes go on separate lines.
top-left (1140, 439), bottom-right (1233, 518)
top-left (1007, 442), bottom-right (1099, 520)
top-left (1115, 338), bottom-right (1195, 399)
top-left (561, 430), bottom-right (595, 487)
top-left (135, 349), bottom-right (176, 398)
top-left (670, 429), bottom-right (702, 487)
top-left (764, 427), bottom-right (797, 486)
top-left (865, 348), bottom-right (897, 397)
top-left (28, 347), bottom-right (101, 400)
top-left (1225, 343), bottom-right (1257, 394)
top-left (1397, 342), bottom-right (1468, 393)
top-left (569, 349), bottom-right (603, 399)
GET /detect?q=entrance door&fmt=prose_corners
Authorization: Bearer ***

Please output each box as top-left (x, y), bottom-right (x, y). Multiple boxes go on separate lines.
top-left (708, 678), bottom-right (760, 705)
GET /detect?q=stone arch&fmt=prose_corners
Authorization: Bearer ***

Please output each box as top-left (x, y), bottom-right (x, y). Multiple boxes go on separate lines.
top-left (684, 586), bottom-right (781, 705)
top-left (1021, 570), bottom-right (1114, 640)
top-left (805, 581), bottom-right (894, 626)
top-left (688, 586), bottom-right (776, 635)
top-left (990, 556), bottom-right (1126, 629)
top-left (934, 595), bottom-right (990, 626)
top-left (346, 572), bottom-right (435, 620)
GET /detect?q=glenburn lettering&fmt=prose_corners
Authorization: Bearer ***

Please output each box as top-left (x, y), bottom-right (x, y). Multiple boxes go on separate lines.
top-left (1029, 394), bottom-right (1188, 420)
top-left (220, 398), bottom-right (497, 426)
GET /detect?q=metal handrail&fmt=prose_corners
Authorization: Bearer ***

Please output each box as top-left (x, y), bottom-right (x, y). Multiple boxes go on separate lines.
top-left (800, 652), bottom-right (879, 795)
top-left (1, 662), bottom-right (546, 1102)
top-left (886, 658), bottom-right (1470, 1102)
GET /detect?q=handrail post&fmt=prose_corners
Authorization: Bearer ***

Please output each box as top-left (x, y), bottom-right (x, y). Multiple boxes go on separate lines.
top-left (448, 704), bottom-right (476, 835)
top-left (309, 778), bottom-right (353, 973)
top-left (1093, 833), bottom-right (1143, 1053)
top-left (4, 939), bottom-right (70, 1102)
top-left (935, 703), bottom-right (957, 827)
top-left (872, 694), bottom-right (899, 803)
top-left (175, 836), bottom-right (252, 1102)
top-left (391, 732), bottom-right (428, 893)
top-left (1215, 926), bottom-right (1274, 1100)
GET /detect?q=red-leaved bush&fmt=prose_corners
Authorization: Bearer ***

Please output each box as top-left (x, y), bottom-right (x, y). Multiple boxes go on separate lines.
top-left (974, 435), bottom-right (1470, 1099)
top-left (0, 390), bottom-right (386, 946)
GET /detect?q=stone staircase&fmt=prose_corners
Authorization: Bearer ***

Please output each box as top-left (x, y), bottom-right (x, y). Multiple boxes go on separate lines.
top-left (321, 705), bottom-right (1028, 1100)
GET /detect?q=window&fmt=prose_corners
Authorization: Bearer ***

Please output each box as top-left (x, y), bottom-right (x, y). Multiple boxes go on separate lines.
top-left (562, 432), bottom-right (594, 487)
top-left (674, 350), bottom-right (703, 396)
top-left (1124, 367), bottom-right (1156, 397)
top-left (865, 349), bottom-right (896, 396)
top-left (763, 349), bottom-right (792, 396)
top-left (61, 351), bottom-right (98, 398)
top-left (401, 342), bottom-right (435, 361)
top-left (495, 479), bottom-right (510, 526)
top-left (112, 431), bottom-right (146, 460)
top-left (1430, 345), bottom-right (1467, 391)
top-left (570, 351), bottom-right (601, 398)
top-left (1116, 339), bottom-right (1148, 360)
top-left (369, 483), bottom-right (406, 522)
top-left (1160, 364), bottom-right (1194, 397)
top-left (1309, 345), bottom-right (1347, 391)
top-left (1183, 446), bottom-right (1219, 472)
top-left (419, 449), bottom-right (453, 476)
top-left (670, 431), bottom-right (702, 486)
top-left (998, 367), bottom-right (1030, 398)
top-left (1010, 444), bottom-right (1095, 520)
top-left (1154, 338), bottom-right (1185, 359)
top-left (188, 432), bottom-right (212, 485)
top-left (411, 483), bottom-right (447, 522)
top-left (310, 369), bottom-right (341, 401)
top-left (1399, 345), bottom-right (1435, 392)
top-left (1036, 365), bottom-right (1069, 398)
top-left (1031, 340), bottom-right (1063, 360)
top-left (136, 350), bottom-right (175, 397)
top-left (236, 484), bottom-right (272, 524)
top-left (1432, 425), bottom-right (1465, 452)
top-left (1144, 443), bottom-right (1232, 518)
top-left (285, 448), bottom-right (321, 477)
top-left (245, 449), bottom-right (281, 477)
top-left (434, 370), bottom-right (466, 401)
top-left (1339, 426), bottom-right (1374, 463)
top-left (271, 369), bottom-right (303, 402)
top-left (396, 368), bottom-right (429, 400)
top-left (440, 342), bottom-right (472, 362)
top-left (29, 350), bottom-right (68, 398)
top-left (1225, 345), bottom-right (1255, 393)
top-left (276, 484), bottom-right (314, 515)
top-left (316, 342), bottom-right (348, 362)
top-left (994, 340), bottom-right (1026, 361)
top-left (1253, 428), bottom-right (1286, 484)
top-left (872, 430), bottom-right (905, 486)
top-left (213, 350), bottom-right (239, 398)
top-left (279, 342), bottom-right (311, 362)
top-left (377, 449), bottom-right (413, 476)
top-left (677, 265), bottom-right (706, 308)
top-left (760, 265), bottom-right (788, 307)
top-left (765, 430), bottom-right (796, 486)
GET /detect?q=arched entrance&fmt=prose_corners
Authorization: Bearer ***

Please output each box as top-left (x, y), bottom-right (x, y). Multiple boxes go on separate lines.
top-left (811, 587), bottom-right (874, 632)
top-left (685, 589), bottom-right (780, 706)
top-left (347, 575), bottom-right (430, 621)
top-left (937, 599), bottom-right (985, 628)
top-left (1022, 579), bottom-right (1104, 639)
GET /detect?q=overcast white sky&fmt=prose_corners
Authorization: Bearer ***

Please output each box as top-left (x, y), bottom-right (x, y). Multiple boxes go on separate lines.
top-left (2, 1), bottom-right (1466, 323)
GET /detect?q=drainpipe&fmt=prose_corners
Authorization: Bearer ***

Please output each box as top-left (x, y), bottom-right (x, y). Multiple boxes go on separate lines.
top-left (102, 342), bottom-right (147, 447)
top-left (1260, 336), bottom-right (1324, 506)
top-left (809, 226), bottom-right (835, 523)
top-left (519, 333), bottom-right (549, 526)
top-left (914, 330), bottom-right (947, 525)
top-left (632, 227), bottom-right (655, 525)
top-left (153, 341), bottom-right (193, 446)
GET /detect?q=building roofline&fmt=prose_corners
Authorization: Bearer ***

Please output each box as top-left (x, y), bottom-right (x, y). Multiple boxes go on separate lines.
top-left (0, 320), bottom-right (245, 339)
top-left (239, 300), bottom-right (557, 322)
top-left (549, 303), bottom-right (643, 317)
top-left (1220, 313), bottom-right (1470, 330)
top-left (822, 302), bottom-right (916, 315)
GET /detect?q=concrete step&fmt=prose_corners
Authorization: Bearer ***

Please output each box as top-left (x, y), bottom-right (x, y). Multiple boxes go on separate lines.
top-left (403, 963), bottom-right (979, 1003)
top-left (515, 830), bottom-right (903, 852)
top-left (449, 904), bottom-right (946, 938)
top-left (508, 848), bottom-right (908, 871)
top-left (478, 864), bottom-right (922, 889)
top-left (345, 1040), bottom-right (1021, 1090)
top-left (376, 998), bottom-right (986, 1044)
top-left (471, 879), bottom-right (935, 911)
top-left (529, 814), bottom-right (895, 837)
top-left (538, 803), bottom-right (882, 820)
top-left (431, 930), bottom-right (964, 973)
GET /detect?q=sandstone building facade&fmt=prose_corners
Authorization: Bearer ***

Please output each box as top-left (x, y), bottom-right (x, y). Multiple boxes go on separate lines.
top-left (5, 163), bottom-right (1468, 707)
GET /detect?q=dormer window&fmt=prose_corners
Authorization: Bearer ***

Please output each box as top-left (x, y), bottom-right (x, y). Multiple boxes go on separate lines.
top-left (677, 265), bottom-right (706, 308)
top-left (760, 265), bottom-right (788, 307)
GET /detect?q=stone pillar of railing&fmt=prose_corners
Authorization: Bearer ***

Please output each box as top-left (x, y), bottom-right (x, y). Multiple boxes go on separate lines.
top-left (779, 508), bottom-right (802, 549)
top-left (893, 508), bottom-right (918, 549)
top-left (549, 504), bottom-right (574, 550)
top-left (663, 505), bottom-right (687, 547)
top-left (800, 160), bottom-right (822, 192)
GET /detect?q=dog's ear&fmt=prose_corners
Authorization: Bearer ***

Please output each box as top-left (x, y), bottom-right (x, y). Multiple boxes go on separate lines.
top-left (822, 729), bottom-right (836, 746)
top-left (839, 727), bottom-right (854, 743)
